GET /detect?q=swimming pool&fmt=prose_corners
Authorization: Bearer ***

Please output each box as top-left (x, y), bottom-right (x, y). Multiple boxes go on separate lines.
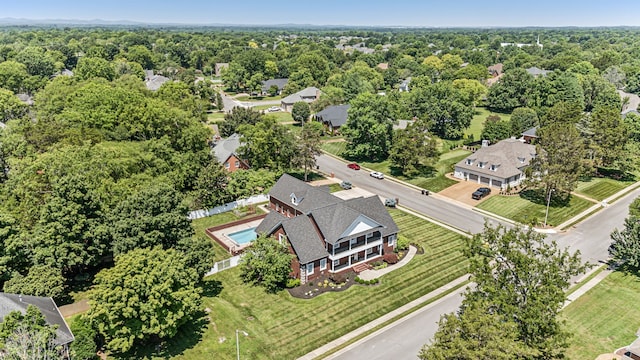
top-left (227, 227), bottom-right (258, 245)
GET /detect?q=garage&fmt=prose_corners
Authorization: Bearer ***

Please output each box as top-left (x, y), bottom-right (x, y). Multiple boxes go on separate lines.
top-left (469, 174), bottom-right (479, 181)
top-left (492, 180), bottom-right (502, 188)
top-left (480, 176), bottom-right (490, 185)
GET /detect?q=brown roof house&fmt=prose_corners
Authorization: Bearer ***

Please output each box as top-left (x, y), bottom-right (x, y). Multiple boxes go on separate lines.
top-left (255, 174), bottom-right (399, 284)
top-left (212, 133), bottom-right (249, 172)
top-left (0, 293), bottom-right (74, 358)
top-left (280, 87), bottom-right (321, 112)
top-left (454, 138), bottom-right (536, 189)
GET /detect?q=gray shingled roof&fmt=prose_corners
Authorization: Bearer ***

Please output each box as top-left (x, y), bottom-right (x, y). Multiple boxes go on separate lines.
top-left (268, 174), bottom-right (340, 214)
top-left (281, 87), bottom-right (320, 104)
top-left (281, 216), bottom-right (328, 263)
top-left (455, 138), bottom-right (536, 179)
top-left (522, 127), bottom-right (538, 137)
top-left (0, 293), bottom-right (74, 346)
top-left (261, 78), bottom-right (288, 92)
top-left (343, 196), bottom-right (399, 238)
top-left (526, 66), bottom-right (550, 77)
top-left (212, 133), bottom-right (243, 164)
top-left (315, 105), bottom-right (350, 128)
top-left (145, 74), bottom-right (170, 91)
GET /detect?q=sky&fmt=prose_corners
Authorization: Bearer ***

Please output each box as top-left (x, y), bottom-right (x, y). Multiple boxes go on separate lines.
top-left (3, 0), bottom-right (640, 27)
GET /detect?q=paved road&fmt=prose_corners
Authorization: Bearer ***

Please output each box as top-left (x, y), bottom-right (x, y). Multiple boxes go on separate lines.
top-left (316, 154), bottom-right (505, 233)
top-left (318, 153), bottom-right (640, 360)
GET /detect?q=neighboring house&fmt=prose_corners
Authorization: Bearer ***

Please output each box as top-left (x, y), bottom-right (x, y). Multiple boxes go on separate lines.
top-left (622, 336), bottom-right (640, 360)
top-left (393, 119), bottom-right (415, 130)
top-left (620, 89), bottom-right (640, 116)
top-left (0, 292), bottom-right (74, 358)
top-left (521, 126), bottom-right (538, 144)
top-left (261, 78), bottom-right (288, 95)
top-left (255, 174), bottom-right (399, 284)
top-left (212, 133), bottom-right (249, 172)
top-left (526, 66), bottom-right (551, 77)
top-left (215, 63), bottom-right (229, 77)
top-left (454, 138), bottom-right (536, 189)
top-left (488, 63), bottom-right (504, 77)
top-left (280, 87), bottom-right (321, 112)
top-left (377, 63), bottom-right (389, 70)
top-left (16, 93), bottom-right (33, 106)
top-left (144, 70), bottom-right (170, 91)
top-left (315, 104), bottom-right (350, 134)
top-left (399, 77), bottom-right (411, 92)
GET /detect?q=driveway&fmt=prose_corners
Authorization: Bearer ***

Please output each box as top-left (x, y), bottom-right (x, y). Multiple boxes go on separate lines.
top-left (438, 177), bottom-right (497, 206)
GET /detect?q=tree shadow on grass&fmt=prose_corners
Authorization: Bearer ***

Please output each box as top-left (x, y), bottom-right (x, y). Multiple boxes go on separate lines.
top-left (519, 189), bottom-right (570, 207)
top-left (201, 279), bottom-right (224, 297)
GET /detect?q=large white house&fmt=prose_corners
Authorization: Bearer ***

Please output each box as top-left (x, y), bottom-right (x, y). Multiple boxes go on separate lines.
top-left (454, 138), bottom-right (536, 189)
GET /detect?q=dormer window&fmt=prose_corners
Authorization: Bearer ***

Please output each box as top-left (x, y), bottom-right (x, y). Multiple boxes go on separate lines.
top-left (290, 193), bottom-right (298, 205)
top-left (490, 164), bottom-right (498, 171)
top-left (478, 161), bottom-right (485, 168)
top-left (466, 159), bottom-right (474, 165)
top-left (518, 157), bottom-right (525, 164)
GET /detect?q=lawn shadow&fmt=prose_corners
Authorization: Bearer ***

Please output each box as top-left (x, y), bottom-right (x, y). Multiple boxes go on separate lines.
top-left (519, 188), bottom-right (570, 207)
top-left (201, 279), bottom-right (224, 297)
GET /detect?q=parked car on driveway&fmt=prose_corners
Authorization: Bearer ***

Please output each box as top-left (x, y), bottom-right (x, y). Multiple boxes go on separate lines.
top-left (472, 187), bottom-right (491, 200)
top-left (347, 163), bottom-right (360, 170)
top-left (370, 171), bottom-right (384, 179)
top-left (340, 180), bottom-right (352, 190)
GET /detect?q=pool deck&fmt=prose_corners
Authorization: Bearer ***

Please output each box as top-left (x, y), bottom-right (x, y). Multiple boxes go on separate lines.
top-left (206, 215), bottom-right (266, 255)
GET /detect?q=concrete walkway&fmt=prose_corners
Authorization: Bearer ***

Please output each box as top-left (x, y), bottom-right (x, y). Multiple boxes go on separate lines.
top-left (296, 274), bottom-right (469, 360)
top-left (563, 266), bottom-right (613, 309)
top-left (358, 246), bottom-right (417, 281)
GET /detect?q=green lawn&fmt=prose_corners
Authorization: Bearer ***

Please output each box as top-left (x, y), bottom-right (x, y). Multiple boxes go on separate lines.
top-left (476, 193), bottom-right (595, 227)
top-left (321, 141), bottom-right (347, 156)
top-left (263, 111), bottom-right (293, 123)
top-left (563, 271), bottom-right (640, 359)
top-left (129, 209), bottom-right (469, 360)
top-left (575, 177), bottom-right (635, 201)
top-left (207, 112), bottom-right (226, 123)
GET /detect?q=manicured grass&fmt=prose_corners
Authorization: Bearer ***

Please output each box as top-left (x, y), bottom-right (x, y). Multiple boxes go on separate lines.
top-left (575, 177), bottom-right (635, 201)
top-left (328, 183), bottom-right (343, 193)
top-left (476, 193), bottom-right (595, 227)
top-left (207, 112), bottom-right (226, 123)
top-left (563, 271), bottom-right (640, 359)
top-left (264, 111), bottom-right (293, 123)
top-left (191, 209), bottom-right (265, 263)
top-left (133, 209), bottom-right (468, 360)
top-left (321, 141), bottom-right (347, 156)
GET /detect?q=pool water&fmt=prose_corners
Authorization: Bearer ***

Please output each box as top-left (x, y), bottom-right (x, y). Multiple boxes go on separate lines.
top-left (228, 227), bottom-right (258, 245)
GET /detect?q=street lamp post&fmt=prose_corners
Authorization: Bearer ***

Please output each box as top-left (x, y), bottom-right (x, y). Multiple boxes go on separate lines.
top-left (543, 188), bottom-right (555, 228)
top-left (236, 329), bottom-right (248, 360)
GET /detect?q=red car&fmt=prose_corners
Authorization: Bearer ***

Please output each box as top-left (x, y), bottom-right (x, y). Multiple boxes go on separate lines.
top-left (347, 163), bottom-right (360, 170)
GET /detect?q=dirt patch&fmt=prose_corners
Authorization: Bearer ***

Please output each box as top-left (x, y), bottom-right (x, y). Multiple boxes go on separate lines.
top-left (59, 298), bottom-right (89, 318)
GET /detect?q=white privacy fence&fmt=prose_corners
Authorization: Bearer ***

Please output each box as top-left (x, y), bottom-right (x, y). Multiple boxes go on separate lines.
top-left (205, 255), bottom-right (243, 276)
top-left (188, 194), bottom-right (269, 220)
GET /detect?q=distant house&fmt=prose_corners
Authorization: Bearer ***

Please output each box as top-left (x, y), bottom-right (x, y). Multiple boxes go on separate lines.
top-left (521, 127), bottom-right (538, 144)
top-left (377, 63), bottom-right (389, 70)
top-left (280, 87), bottom-right (321, 112)
top-left (399, 77), bottom-right (411, 92)
top-left (488, 63), bottom-right (504, 77)
top-left (144, 70), bottom-right (170, 91)
top-left (620, 89), bottom-right (640, 116)
top-left (526, 66), bottom-right (551, 77)
top-left (0, 292), bottom-right (74, 358)
top-left (454, 138), bottom-right (536, 189)
top-left (214, 63), bottom-right (229, 77)
top-left (255, 174), bottom-right (398, 284)
top-left (212, 133), bottom-right (249, 172)
top-left (315, 104), bottom-right (350, 134)
top-left (261, 78), bottom-right (288, 95)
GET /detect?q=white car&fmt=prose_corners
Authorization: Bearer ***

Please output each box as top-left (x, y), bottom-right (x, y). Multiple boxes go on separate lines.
top-left (370, 171), bottom-right (384, 179)
top-left (267, 106), bottom-right (281, 112)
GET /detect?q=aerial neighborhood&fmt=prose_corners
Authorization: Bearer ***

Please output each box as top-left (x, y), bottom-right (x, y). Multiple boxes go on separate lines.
top-left (1, 10), bottom-right (640, 360)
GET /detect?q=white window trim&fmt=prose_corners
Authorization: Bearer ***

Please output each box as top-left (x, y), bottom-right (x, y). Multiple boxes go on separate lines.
top-left (388, 234), bottom-right (397, 246)
top-left (320, 258), bottom-right (327, 271)
top-left (366, 232), bottom-right (374, 239)
top-left (278, 233), bottom-right (286, 244)
top-left (350, 238), bottom-right (357, 245)
top-left (224, 162), bottom-right (230, 168)
top-left (234, 160), bottom-right (240, 167)
top-left (306, 262), bottom-right (314, 275)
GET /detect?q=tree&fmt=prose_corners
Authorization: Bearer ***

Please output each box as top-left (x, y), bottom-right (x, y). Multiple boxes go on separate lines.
top-left (487, 68), bottom-right (534, 112)
top-left (291, 101), bottom-right (311, 124)
top-left (588, 105), bottom-right (628, 168)
top-left (452, 79), bottom-right (487, 106)
top-left (0, 305), bottom-right (60, 359)
top-left (0, 60), bottom-right (29, 93)
top-left (220, 107), bottom-right (262, 137)
top-left (465, 224), bottom-right (586, 358)
top-left (294, 121), bottom-right (323, 181)
top-left (240, 234), bottom-right (293, 293)
top-left (509, 107), bottom-right (539, 137)
top-left (108, 182), bottom-right (194, 256)
top-left (531, 122), bottom-right (588, 199)
top-left (238, 116), bottom-right (296, 171)
top-left (215, 92), bottom-right (224, 111)
top-left (3, 265), bottom-right (65, 300)
top-left (480, 115), bottom-right (511, 143)
top-left (389, 121), bottom-right (438, 177)
top-left (419, 299), bottom-right (535, 360)
top-left (226, 169), bottom-right (278, 200)
top-left (69, 315), bottom-right (98, 360)
top-left (15, 46), bottom-right (55, 77)
top-left (0, 88), bottom-right (29, 122)
top-left (87, 247), bottom-right (201, 353)
top-left (176, 236), bottom-right (216, 281)
top-left (343, 93), bottom-right (394, 160)
top-left (74, 57), bottom-right (115, 81)
top-left (193, 161), bottom-right (232, 209)
top-left (610, 215), bottom-right (640, 270)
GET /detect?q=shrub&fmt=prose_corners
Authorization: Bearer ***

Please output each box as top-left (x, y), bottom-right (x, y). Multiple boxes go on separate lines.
top-left (330, 273), bottom-right (347, 284)
top-left (395, 235), bottom-right (410, 252)
top-left (286, 278), bottom-right (301, 288)
top-left (383, 253), bottom-right (399, 264)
